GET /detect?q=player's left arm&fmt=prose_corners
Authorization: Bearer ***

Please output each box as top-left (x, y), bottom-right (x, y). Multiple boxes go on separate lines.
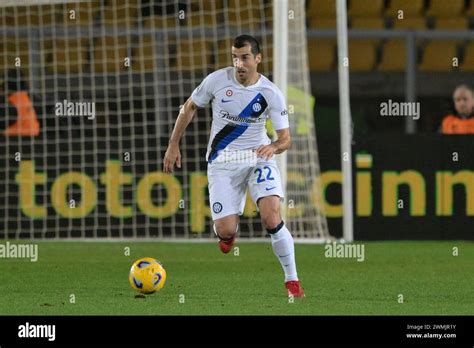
top-left (256, 128), bottom-right (291, 159)
top-left (256, 88), bottom-right (290, 160)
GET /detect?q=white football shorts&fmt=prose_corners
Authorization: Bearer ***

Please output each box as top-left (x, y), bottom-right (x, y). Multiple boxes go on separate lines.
top-left (207, 150), bottom-right (284, 221)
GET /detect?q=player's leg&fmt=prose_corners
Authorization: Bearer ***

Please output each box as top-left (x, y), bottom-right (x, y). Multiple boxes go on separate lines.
top-left (208, 162), bottom-right (249, 253)
top-left (214, 214), bottom-right (239, 239)
top-left (213, 214), bottom-right (239, 254)
top-left (257, 196), bottom-right (304, 297)
top-left (250, 161), bottom-right (305, 297)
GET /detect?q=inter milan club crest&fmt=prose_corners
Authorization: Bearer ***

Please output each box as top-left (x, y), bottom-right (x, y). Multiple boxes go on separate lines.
top-left (213, 202), bottom-right (223, 213)
top-left (226, 89), bottom-right (233, 97)
top-left (252, 102), bottom-right (262, 112)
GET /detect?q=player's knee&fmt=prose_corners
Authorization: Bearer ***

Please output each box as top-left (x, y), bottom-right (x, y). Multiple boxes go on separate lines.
top-left (214, 222), bottom-right (238, 239)
top-left (261, 213), bottom-right (281, 231)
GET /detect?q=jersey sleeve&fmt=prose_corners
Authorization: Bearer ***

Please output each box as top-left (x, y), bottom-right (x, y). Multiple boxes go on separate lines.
top-left (191, 73), bottom-right (215, 107)
top-left (268, 88), bottom-right (289, 130)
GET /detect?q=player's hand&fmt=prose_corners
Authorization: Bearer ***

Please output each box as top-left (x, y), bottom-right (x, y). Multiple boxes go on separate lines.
top-left (256, 144), bottom-right (277, 160)
top-left (163, 143), bottom-right (181, 173)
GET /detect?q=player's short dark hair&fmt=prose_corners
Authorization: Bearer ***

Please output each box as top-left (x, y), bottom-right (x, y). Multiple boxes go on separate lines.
top-left (233, 35), bottom-right (261, 56)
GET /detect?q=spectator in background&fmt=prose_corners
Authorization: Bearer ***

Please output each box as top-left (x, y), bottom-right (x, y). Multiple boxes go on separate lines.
top-left (2, 69), bottom-right (39, 136)
top-left (441, 84), bottom-right (474, 134)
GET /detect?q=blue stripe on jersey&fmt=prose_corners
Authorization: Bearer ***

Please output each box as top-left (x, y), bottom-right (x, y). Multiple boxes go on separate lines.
top-left (239, 93), bottom-right (268, 118)
top-left (208, 93), bottom-right (268, 163)
top-left (208, 123), bottom-right (249, 162)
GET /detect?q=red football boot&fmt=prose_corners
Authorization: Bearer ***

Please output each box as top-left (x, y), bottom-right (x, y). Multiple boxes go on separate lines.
top-left (218, 235), bottom-right (235, 254)
top-left (285, 280), bottom-right (305, 298)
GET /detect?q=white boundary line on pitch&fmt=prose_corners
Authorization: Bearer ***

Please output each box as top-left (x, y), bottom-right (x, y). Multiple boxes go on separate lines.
top-left (10, 238), bottom-right (332, 244)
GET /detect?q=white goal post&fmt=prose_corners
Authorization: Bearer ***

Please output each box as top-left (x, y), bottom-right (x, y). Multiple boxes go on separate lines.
top-left (336, 0), bottom-right (354, 242)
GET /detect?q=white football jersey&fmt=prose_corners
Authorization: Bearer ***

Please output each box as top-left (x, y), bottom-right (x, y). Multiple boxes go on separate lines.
top-left (190, 67), bottom-right (289, 163)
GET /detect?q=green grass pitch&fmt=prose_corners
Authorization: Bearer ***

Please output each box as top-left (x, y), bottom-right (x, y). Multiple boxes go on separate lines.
top-left (0, 241), bottom-right (473, 315)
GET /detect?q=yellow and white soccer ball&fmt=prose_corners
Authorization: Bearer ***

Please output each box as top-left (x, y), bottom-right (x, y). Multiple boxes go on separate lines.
top-left (129, 257), bottom-right (167, 294)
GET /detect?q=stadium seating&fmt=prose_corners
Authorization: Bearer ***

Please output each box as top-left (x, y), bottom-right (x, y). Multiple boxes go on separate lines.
top-left (348, 41), bottom-right (377, 71)
top-left (2, 5), bottom-right (60, 26)
top-left (183, 0), bottom-right (223, 27)
top-left (260, 37), bottom-right (274, 74)
top-left (468, 1), bottom-right (474, 16)
top-left (434, 18), bottom-right (469, 44)
top-left (378, 40), bottom-right (406, 72)
top-left (307, 39), bottom-right (335, 71)
top-left (46, 38), bottom-right (90, 73)
top-left (188, 0), bottom-right (224, 12)
top-left (348, 0), bottom-right (384, 18)
top-left (309, 17), bottom-right (336, 29)
top-left (227, 0), bottom-right (267, 26)
top-left (385, 0), bottom-right (424, 18)
top-left (102, 0), bottom-right (139, 27)
top-left (392, 17), bottom-right (427, 30)
top-left (62, 1), bottom-right (100, 25)
top-left (174, 39), bottom-right (213, 72)
top-left (426, 0), bottom-right (465, 18)
top-left (186, 13), bottom-right (219, 27)
top-left (132, 35), bottom-right (156, 72)
top-left (0, 38), bottom-right (30, 77)
top-left (143, 15), bottom-right (181, 28)
top-left (460, 42), bottom-right (474, 71)
top-left (435, 17), bottom-right (469, 30)
top-left (0, 0), bottom-right (471, 77)
top-left (92, 36), bottom-right (130, 73)
top-left (419, 41), bottom-right (458, 71)
top-left (215, 37), bottom-right (233, 69)
top-left (351, 17), bottom-right (385, 44)
top-left (307, 0), bottom-right (336, 19)
top-left (351, 17), bottom-right (385, 29)
top-left (264, 3), bottom-right (273, 27)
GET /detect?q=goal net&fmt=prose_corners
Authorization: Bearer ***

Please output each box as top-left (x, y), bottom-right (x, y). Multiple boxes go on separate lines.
top-left (0, 0), bottom-right (329, 240)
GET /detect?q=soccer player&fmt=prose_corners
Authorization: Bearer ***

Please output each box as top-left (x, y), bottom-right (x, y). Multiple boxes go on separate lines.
top-left (163, 35), bottom-right (304, 297)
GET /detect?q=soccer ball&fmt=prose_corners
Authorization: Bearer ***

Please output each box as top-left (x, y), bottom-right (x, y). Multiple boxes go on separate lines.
top-left (129, 257), bottom-right (167, 294)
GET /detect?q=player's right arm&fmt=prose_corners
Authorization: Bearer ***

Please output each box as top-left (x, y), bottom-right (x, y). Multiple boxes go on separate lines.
top-left (163, 97), bottom-right (198, 173)
top-left (163, 71), bottom-right (216, 172)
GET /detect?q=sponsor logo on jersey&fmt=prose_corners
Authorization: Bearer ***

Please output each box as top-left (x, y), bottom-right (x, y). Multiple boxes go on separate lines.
top-left (226, 89), bottom-right (233, 97)
top-left (219, 110), bottom-right (265, 124)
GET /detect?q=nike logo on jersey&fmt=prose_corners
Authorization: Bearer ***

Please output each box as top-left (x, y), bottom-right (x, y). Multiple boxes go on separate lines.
top-left (221, 98), bottom-right (233, 103)
top-left (265, 186), bottom-right (276, 191)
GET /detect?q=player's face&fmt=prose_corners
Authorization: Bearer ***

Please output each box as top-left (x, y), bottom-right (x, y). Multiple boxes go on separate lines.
top-left (231, 45), bottom-right (261, 82)
top-left (453, 88), bottom-right (474, 117)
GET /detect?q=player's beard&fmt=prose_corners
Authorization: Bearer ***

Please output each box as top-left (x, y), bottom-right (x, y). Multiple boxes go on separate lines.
top-left (237, 68), bottom-right (246, 76)
top-left (235, 67), bottom-right (249, 82)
